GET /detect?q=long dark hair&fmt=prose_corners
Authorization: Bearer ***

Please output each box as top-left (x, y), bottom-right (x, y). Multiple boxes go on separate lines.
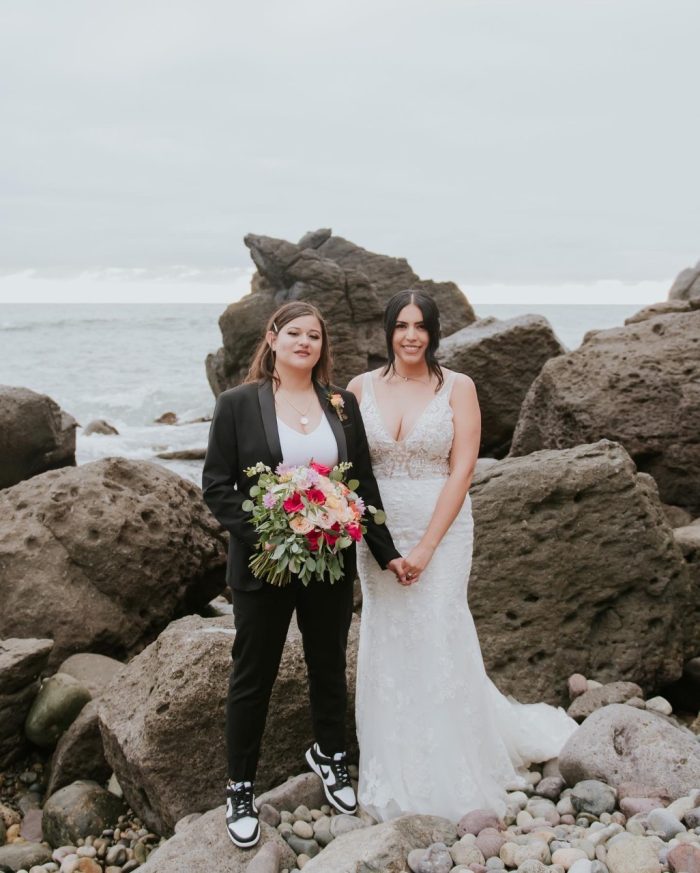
top-left (382, 289), bottom-right (444, 390)
top-left (245, 301), bottom-right (333, 386)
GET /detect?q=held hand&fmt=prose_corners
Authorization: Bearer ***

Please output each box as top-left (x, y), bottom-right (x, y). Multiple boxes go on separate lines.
top-left (404, 544), bottom-right (434, 582)
top-left (386, 557), bottom-right (412, 587)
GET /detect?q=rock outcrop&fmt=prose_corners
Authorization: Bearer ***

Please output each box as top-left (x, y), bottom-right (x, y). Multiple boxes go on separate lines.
top-left (206, 229), bottom-right (475, 393)
top-left (438, 314), bottom-right (565, 456)
top-left (0, 386), bottom-right (76, 489)
top-left (0, 458), bottom-right (227, 667)
top-left (668, 259), bottom-right (700, 301)
top-left (509, 311), bottom-right (700, 514)
top-left (98, 613), bottom-right (360, 835)
top-left (469, 441), bottom-right (692, 704)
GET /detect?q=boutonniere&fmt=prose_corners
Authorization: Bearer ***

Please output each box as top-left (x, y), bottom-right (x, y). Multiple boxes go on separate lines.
top-left (327, 391), bottom-right (348, 422)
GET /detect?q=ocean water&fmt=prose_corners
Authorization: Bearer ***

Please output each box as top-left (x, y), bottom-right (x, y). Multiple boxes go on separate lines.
top-left (0, 302), bottom-right (645, 483)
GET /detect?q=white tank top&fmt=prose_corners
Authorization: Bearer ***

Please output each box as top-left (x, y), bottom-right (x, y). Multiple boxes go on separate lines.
top-left (277, 414), bottom-right (339, 469)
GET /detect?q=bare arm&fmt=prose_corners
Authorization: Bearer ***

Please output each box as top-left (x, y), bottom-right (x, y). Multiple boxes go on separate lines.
top-left (404, 373), bottom-right (481, 580)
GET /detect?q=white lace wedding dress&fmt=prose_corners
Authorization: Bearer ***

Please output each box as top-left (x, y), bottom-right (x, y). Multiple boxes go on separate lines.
top-left (355, 370), bottom-right (577, 823)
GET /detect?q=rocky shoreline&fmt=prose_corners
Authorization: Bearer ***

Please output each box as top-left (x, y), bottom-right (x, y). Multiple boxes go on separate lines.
top-left (1, 235), bottom-right (699, 872)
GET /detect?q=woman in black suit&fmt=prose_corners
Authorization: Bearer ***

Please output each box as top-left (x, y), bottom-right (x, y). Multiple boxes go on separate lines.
top-left (202, 301), bottom-right (404, 848)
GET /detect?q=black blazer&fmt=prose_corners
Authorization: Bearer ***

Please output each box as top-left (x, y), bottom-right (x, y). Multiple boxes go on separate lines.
top-left (202, 379), bottom-right (400, 591)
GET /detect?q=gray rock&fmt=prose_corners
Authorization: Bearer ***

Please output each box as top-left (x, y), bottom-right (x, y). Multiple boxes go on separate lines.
top-left (673, 523), bottom-right (700, 657)
top-left (137, 805), bottom-right (296, 873)
top-left (683, 805), bottom-right (700, 828)
top-left (0, 385), bottom-right (76, 489)
top-left (626, 299), bottom-right (700, 323)
top-left (469, 441), bottom-right (691, 703)
top-left (0, 457), bottom-right (227, 668)
top-left (285, 834), bottom-right (320, 858)
top-left (661, 503), bottom-right (694, 528)
top-left (509, 310), bottom-right (700, 515)
top-left (559, 704), bottom-right (700, 800)
top-left (0, 638), bottom-right (53, 767)
top-left (0, 841), bottom-right (52, 871)
top-left (668, 260), bottom-right (700, 301)
top-left (534, 775), bottom-right (566, 800)
top-left (24, 673), bottom-right (91, 749)
top-left (98, 614), bottom-right (360, 835)
top-left (438, 314), bottom-right (564, 456)
top-left (42, 780), bottom-right (126, 848)
top-left (205, 229), bottom-right (475, 393)
top-left (570, 781), bottom-right (617, 817)
top-left (301, 814), bottom-right (457, 873)
top-left (647, 807), bottom-right (685, 839)
top-left (45, 699), bottom-right (111, 796)
top-left (258, 803), bottom-right (280, 827)
top-left (83, 420), bottom-right (119, 436)
top-left (57, 654), bottom-right (123, 699)
top-left (567, 682), bottom-right (643, 722)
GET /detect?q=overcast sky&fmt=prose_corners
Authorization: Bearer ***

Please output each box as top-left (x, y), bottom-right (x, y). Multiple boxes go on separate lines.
top-left (1, 0), bottom-right (698, 298)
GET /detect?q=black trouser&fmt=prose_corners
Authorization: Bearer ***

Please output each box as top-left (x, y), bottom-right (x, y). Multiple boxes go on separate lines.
top-left (226, 574), bottom-right (354, 782)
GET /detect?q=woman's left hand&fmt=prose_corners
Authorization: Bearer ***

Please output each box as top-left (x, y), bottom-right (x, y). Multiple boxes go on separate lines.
top-left (403, 544), bottom-right (435, 584)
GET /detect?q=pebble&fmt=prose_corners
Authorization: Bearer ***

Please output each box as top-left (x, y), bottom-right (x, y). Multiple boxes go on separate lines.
top-left (647, 808), bottom-right (686, 840)
top-left (292, 820), bottom-right (314, 839)
top-left (644, 696), bottom-right (672, 715)
top-left (571, 782), bottom-right (617, 817)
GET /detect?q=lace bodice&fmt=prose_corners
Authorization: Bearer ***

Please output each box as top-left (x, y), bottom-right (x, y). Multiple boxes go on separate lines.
top-left (360, 370), bottom-right (456, 479)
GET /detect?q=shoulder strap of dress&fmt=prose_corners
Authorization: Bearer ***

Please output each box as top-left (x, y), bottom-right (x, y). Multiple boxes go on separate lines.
top-left (440, 369), bottom-right (458, 399)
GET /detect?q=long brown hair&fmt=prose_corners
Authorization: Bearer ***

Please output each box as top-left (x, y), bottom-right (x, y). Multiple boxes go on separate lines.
top-left (245, 301), bottom-right (333, 386)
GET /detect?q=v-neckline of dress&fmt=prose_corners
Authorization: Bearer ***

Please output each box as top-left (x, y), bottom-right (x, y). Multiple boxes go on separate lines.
top-left (366, 373), bottom-right (444, 445)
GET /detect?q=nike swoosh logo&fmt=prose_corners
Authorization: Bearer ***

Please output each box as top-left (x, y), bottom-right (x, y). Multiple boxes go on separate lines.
top-left (320, 765), bottom-right (330, 779)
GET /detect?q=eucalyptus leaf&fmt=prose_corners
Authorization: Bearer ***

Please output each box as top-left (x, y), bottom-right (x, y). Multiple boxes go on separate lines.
top-left (242, 499), bottom-right (254, 512)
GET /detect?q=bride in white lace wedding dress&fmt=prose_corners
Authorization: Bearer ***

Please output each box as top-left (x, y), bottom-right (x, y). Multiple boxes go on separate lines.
top-left (349, 291), bottom-right (576, 823)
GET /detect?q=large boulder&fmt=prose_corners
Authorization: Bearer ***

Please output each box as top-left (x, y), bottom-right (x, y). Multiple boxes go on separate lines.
top-left (509, 311), bottom-right (700, 514)
top-left (469, 441), bottom-right (692, 704)
top-left (0, 385), bottom-right (76, 489)
top-left (438, 315), bottom-right (565, 457)
top-left (673, 522), bottom-right (700, 657)
top-left (137, 806), bottom-right (296, 873)
top-left (98, 613), bottom-right (361, 835)
top-left (0, 637), bottom-right (53, 766)
top-left (668, 259), bottom-right (700, 301)
top-left (559, 703), bottom-right (700, 800)
top-left (0, 458), bottom-right (227, 668)
top-left (205, 229), bottom-right (475, 393)
top-left (302, 814), bottom-right (457, 873)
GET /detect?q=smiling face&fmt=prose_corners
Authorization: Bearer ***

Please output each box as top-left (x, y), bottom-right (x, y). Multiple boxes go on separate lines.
top-left (268, 314), bottom-right (324, 373)
top-left (391, 303), bottom-right (429, 367)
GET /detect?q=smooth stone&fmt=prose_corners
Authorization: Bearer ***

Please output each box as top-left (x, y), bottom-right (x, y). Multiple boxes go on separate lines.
top-left (515, 861), bottom-right (548, 873)
top-left (684, 806), bottom-right (700, 829)
top-left (571, 782), bottom-right (617, 817)
top-left (0, 843), bottom-right (53, 871)
top-left (619, 797), bottom-right (664, 817)
top-left (246, 842), bottom-right (285, 873)
top-left (104, 846), bottom-right (127, 866)
top-left (535, 777), bottom-right (567, 801)
top-left (42, 781), bottom-right (126, 849)
top-left (647, 808), bottom-right (686, 840)
top-left (24, 675), bottom-right (92, 749)
top-left (551, 847), bottom-right (588, 866)
top-left (450, 841), bottom-right (485, 866)
top-left (568, 861), bottom-right (593, 873)
top-left (667, 842), bottom-right (700, 873)
top-left (285, 835), bottom-right (320, 858)
top-left (485, 859), bottom-right (505, 870)
top-left (667, 796), bottom-right (696, 820)
top-left (500, 840), bottom-right (550, 867)
top-left (606, 835), bottom-right (661, 873)
top-left (476, 828), bottom-right (507, 860)
top-left (293, 805), bottom-right (312, 823)
top-left (645, 696), bottom-right (672, 715)
top-left (292, 820), bottom-right (314, 839)
top-left (457, 809), bottom-right (503, 837)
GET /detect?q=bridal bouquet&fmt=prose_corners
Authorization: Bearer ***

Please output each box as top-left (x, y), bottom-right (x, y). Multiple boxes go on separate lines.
top-left (242, 460), bottom-right (385, 586)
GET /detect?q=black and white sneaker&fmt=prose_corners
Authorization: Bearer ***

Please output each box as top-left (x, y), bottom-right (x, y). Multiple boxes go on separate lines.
top-left (305, 743), bottom-right (357, 814)
top-left (225, 780), bottom-right (260, 848)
